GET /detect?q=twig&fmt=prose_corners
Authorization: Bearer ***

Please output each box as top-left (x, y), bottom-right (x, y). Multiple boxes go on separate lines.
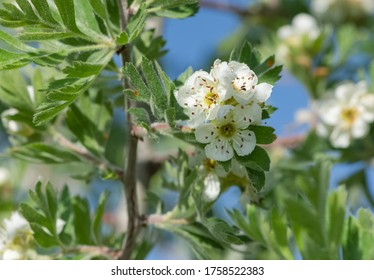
top-left (147, 214), bottom-right (188, 225)
top-left (54, 132), bottom-right (124, 179)
top-left (117, 0), bottom-right (141, 260)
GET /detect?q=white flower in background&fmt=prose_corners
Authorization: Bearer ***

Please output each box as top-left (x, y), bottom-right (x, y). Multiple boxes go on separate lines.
top-left (1, 108), bottom-right (34, 136)
top-left (311, 0), bottom-right (374, 23)
top-left (195, 105), bottom-right (258, 161)
top-left (277, 13), bottom-right (320, 63)
top-left (316, 81), bottom-right (374, 148)
top-left (3, 212), bottom-right (31, 242)
top-left (27, 85), bottom-right (35, 104)
top-left (278, 13), bottom-right (320, 43)
top-left (0, 167), bottom-right (10, 186)
top-left (0, 211), bottom-right (33, 260)
top-left (203, 173), bottom-right (221, 201)
top-left (175, 70), bottom-right (229, 128)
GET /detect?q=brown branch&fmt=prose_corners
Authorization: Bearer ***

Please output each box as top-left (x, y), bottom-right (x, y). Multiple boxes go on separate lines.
top-left (117, 0), bottom-right (141, 260)
top-left (264, 134), bottom-right (305, 149)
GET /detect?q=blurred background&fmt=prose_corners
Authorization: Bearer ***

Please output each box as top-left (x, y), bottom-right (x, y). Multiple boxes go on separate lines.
top-left (1, 0), bottom-right (374, 259)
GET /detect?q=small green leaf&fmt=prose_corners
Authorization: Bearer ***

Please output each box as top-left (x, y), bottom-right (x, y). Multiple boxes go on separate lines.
top-left (237, 146), bottom-right (271, 171)
top-left (123, 63), bottom-right (151, 102)
top-left (258, 65), bottom-right (283, 84)
top-left (63, 62), bottom-right (102, 78)
top-left (115, 32), bottom-right (129, 45)
top-left (11, 142), bottom-right (81, 164)
top-left (30, 0), bottom-right (57, 24)
top-left (128, 107), bottom-right (151, 128)
top-left (72, 196), bottom-right (93, 245)
top-left (246, 168), bottom-right (265, 191)
top-left (126, 4), bottom-right (148, 42)
top-left (55, 0), bottom-right (81, 34)
top-left (88, 0), bottom-right (108, 20)
top-left (0, 29), bottom-right (35, 52)
top-left (251, 126), bottom-right (277, 144)
top-left (93, 191), bottom-right (108, 244)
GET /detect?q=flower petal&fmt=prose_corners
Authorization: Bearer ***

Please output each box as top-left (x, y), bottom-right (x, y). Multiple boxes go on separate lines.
top-left (234, 103), bottom-right (262, 128)
top-left (205, 139), bottom-right (234, 161)
top-left (195, 123), bottom-right (217, 143)
top-left (203, 173), bottom-right (221, 201)
top-left (351, 119), bottom-right (369, 138)
top-left (330, 127), bottom-right (350, 148)
top-left (233, 130), bottom-right (256, 156)
top-left (253, 83), bottom-right (273, 103)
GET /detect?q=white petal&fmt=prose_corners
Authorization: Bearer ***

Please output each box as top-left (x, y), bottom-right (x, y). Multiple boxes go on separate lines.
top-left (56, 219), bottom-right (66, 235)
top-left (174, 86), bottom-right (196, 108)
top-left (351, 120), bottom-right (369, 138)
top-left (216, 105), bottom-right (234, 121)
top-left (233, 130), bottom-right (256, 156)
top-left (2, 249), bottom-right (22, 260)
top-left (320, 104), bottom-right (341, 125)
top-left (253, 83), bottom-right (273, 103)
top-left (195, 123), bottom-right (217, 143)
top-left (330, 127), bottom-right (350, 148)
top-left (293, 13), bottom-right (319, 35)
top-left (187, 109), bottom-right (206, 128)
top-left (203, 173), bottom-right (221, 201)
top-left (211, 60), bottom-right (236, 86)
top-left (335, 83), bottom-right (354, 103)
top-left (233, 103), bottom-right (262, 128)
top-left (205, 139), bottom-right (234, 161)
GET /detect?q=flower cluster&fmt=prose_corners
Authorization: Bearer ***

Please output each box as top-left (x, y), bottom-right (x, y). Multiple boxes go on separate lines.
top-left (175, 59), bottom-right (273, 162)
top-left (0, 212), bottom-right (33, 260)
top-left (277, 13), bottom-right (321, 64)
top-left (315, 81), bottom-right (374, 148)
top-left (311, 0), bottom-right (374, 23)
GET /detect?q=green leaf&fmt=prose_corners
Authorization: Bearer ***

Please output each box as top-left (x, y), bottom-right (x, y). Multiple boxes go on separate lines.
top-left (126, 4), bottom-right (148, 42)
top-left (246, 168), bottom-right (265, 191)
top-left (46, 182), bottom-right (58, 221)
top-left (33, 100), bottom-right (74, 126)
top-left (20, 203), bottom-right (48, 226)
top-left (141, 58), bottom-right (167, 118)
top-left (251, 126), bottom-right (277, 144)
top-left (149, 0), bottom-right (198, 9)
top-left (11, 142), bottom-right (81, 164)
top-left (19, 31), bottom-right (76, 41)
top-left (128, 107), bottom-right (151, 128)
top-left (254, 55), bottom-right (276, 75)
top-left (0, 29), bottom-right (34, 52)
top-left (16, 0), bottom-right (38, 21)
top-left (115, 32), bottom-right (128, 45)
top-left (30, 222), bottom-right (58, 247)
top-left (93, 191), bottom-right (108, 244)
top-left (54, 0), bottom-right (81, 34)
top-left (152, 2), bottom-right (199, 18)
top-left (123, 63), bottom-right (151, 102)
top-left (72, 196), bottom-right (93, 245)
top-left (236, 146), bottom-right (271, 171)
top-left (88, 0), bottom-right (108, 21)
top-left (63, 62), bottom-right (102, 78)
top-left (327, 186), bottom-right (347, 255)
top-left (30, 0), bottom-right (57, 24)
top-left (258, 65), bottom-right (283, 84)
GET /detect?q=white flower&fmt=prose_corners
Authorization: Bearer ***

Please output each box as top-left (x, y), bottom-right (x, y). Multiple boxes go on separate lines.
top-left (195, 105), bottom-right (259, 161)
top-left (3, 212), bottom-right (31, 241)
top-left (203, 173), bottom-right (221, 201)
top-left (316, 81), bottom-right (374, 148)
top-left (1, 108), bottom-right (33, 136)
top-left (278, 13), bottom-right (320, 43)
top-left (2, 249), bottom-right (21, 260)
top-left (175, 70), bottom-right (229, 128)
top-left (0, 167), bottom-right (10, 186)
top-left (213, 60), bottom-right (273, 105)
top-left (311, 0), bottom-right (374, 23)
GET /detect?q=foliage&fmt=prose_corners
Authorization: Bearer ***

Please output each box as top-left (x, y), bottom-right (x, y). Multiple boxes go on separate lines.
top-left (0, 0), bottom-right (373, 260)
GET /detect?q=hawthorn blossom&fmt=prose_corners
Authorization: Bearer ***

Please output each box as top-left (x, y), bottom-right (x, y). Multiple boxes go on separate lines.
top-left (277, 13), bottom-right (320, 43)
top-left (277, 14), bottom-right (320, 63)
top-left (203, 173), bottom-right (221, 201)
top-left (316, 81), bottom-right (374, 148)
top-left (0, 211), bottom-right (33, 260)
top-left (175, 70), bottom-right (229, 128)
top-left (195, 105), bottom-right (258, 161)
top-left (311, 0), bottom-right (374, 23)
top-left (212, 60), bottom-right (273, 105)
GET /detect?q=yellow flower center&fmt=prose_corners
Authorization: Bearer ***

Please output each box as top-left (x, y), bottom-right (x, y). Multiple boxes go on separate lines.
top-left (219, 123), bottom-right (236, 138)
top-left (203, 88), bottom-right (219, 108)
top-left (341, 107), bottom-right (358, 125)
